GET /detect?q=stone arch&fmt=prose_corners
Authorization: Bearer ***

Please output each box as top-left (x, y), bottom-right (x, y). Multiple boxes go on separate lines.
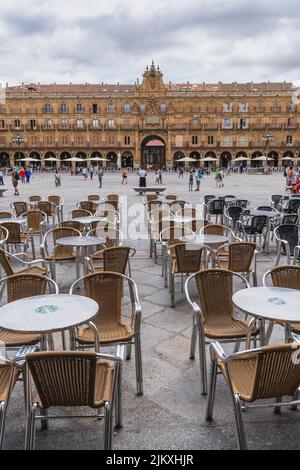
top-left (14, 152), bottom-right (25, 164)
top-left (220, 151), bottom-right (232, 168)
top-left (268, 151), bottom-right (279, 168)
top-left (76, 151), bottom-right (88, 167)
top-left (29, 152), bottom-right (41, 168)
top-left (60, 151), bottom-right (72, 168)
top-left (141, 135), bottom-right (166, 169)
top-left (44, 151), bottom-right (57, 168)
top-left (107, 152), bottom-right (118, 169)
top-left (121, 151), bottom-right (134, 168)
top-left (251, 151), bottom-right (263, 167)
top-left (173, 151), bottom-right (185, 168)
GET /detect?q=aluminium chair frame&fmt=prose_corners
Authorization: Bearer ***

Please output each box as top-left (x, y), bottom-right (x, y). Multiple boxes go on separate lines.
top-left (185, 270), bottom-right (258, 395)
top-left (24, 352), bottom-right (122, 451)
top-left (69, 272), bottom-right (143, 396)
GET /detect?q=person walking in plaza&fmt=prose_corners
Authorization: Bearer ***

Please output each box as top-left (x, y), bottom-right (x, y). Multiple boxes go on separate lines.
top-left (122, 168), bottom-right (128, 184)
top-left (19, 167), bottom-right (26, 184)
top-left (97, 167), bottom-right (104, 188)
top-left (195, 168), bottom-right (203, 191)
top-left (157, 168), bottom-right (162, 185)
top-left (178, 167), bottom-right (184, 178)
top-left (25, 167), bottom-right (32, 184)
top-left (0, 169), bottom-right (4, 186)
top-left (82, 167), bottom-right (88, 181)
top-left (215, 168), bottom-right (224, 188)
top-left (89, 166), bottom-right (94, 180)
top-left (11, 167), bottom-right (20, 196)
top-left (139, 168), bottom-right (147, 188)
top-left (188, 171), bottom-right (194, 192)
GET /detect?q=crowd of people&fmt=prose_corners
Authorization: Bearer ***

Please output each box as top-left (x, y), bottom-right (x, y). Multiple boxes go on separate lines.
top-left (285, 166), bottom-right (300, 193)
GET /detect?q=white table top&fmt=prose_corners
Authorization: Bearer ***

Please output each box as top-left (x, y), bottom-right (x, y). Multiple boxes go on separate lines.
top-left (57, 236), bottom-right (105, 247)
top-left (73, 216), bottom-right (107, 225)
top-left (180, 234), bottom-right (229, 245)
top-left (233, 287), bottom-right (300, 323)
top-left (0, 294), bottom-right (99, 334)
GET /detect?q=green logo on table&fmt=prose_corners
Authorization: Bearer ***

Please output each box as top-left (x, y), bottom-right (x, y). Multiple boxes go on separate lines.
top-left (35, 305), bottom-right (58, 315)
top-left (268, 298), bottom-right (286, 306)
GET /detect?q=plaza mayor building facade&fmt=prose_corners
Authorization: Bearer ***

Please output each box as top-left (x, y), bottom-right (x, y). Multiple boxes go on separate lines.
top-left (0, 62), bottom-right (299, 169)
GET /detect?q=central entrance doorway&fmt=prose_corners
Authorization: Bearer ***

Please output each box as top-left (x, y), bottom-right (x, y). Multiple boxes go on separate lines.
top-left (141, 135), bottom-right (166, 169)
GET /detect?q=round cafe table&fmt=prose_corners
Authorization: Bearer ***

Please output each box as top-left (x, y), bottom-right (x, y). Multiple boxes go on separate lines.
top-left (0, 294), bottom-right (99, 351)
top-left (56, 236), bottom-right (105, 280)
top-left (233, 286), bottom-right (300, 344)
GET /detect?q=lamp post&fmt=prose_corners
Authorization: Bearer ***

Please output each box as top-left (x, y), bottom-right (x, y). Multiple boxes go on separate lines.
top-left (262, 132), bottom-right (274, 172)
top-left (12, 135), bottom-right (25, 167)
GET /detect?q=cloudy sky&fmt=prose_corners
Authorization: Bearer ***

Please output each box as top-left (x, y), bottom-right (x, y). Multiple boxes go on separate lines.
top-left (0, 0), bottom-right (300, 86)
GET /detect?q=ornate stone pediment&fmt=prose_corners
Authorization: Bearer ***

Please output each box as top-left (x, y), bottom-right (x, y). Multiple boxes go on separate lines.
top-left (140, 61), bottom-right (167, 93)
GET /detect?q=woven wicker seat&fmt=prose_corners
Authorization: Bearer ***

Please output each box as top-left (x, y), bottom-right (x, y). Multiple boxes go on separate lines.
top-left (48, 196), bottom-right (64, 223)
top-left (60, 220), bottom-right (85, 233)
top-left (70, 272), bottom-right (143, 396)
top-left (88, 194), bottom-right (101, 202)
top-left (216, 242), bottom-right (257, 286)
top-left (148, 208), bottom-right (171, 260)
top-left (78, 201), bottom-right (98, 214)
top-left (169, 243), bottom-right (208, 307)
top-left (37, 201), bottom-right (57, 228)
top-left (0, 212), bottom-right (14, 219)
top-left (25, 352), bottom-right (121, 450)
top-left (69, 209), bottom-right (92, 219)
top-left (0, 362), bottom-right (20, 449)
top-left (11, 202), bottom-right (28, 218)
top-left (1, 222), bottom-right (32, 254)
top-left (186, 269), bottom-right (259, 395)
top-left (165, 195), bottom-right (177, 201)
top-left (206, 341), bottom-right (300, 450)
top-left (87, 246), bottom-right (135, 276)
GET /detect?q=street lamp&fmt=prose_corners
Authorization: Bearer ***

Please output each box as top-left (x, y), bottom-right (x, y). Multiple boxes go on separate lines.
top-left (12, 135), bottom-right (25, 166)
top-left (262, 132), bottom-right (274, 158)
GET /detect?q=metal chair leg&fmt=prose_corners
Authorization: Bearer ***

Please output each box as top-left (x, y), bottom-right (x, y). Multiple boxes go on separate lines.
top-left (190, 323), bottom-right (197, 360)
top-left (104, 402), bottom-right (111, 450)
top-left (135, 334), bottom-right (143, 396)
top-left (26, 403), bottom-right (38, 450)
top-left (198, 332), bottom-right (208, 395)
top-left (206, 360), bottom-right (218, 421)
top-left (274, 396), bottom-right (282, 414)
top-left (115, 361), bottom-right (123, 429)
top-left (126, 343), bottom-right (132, 361)
top-left (233, 394), bottom-right (247, 450)
top-left (41, 408), bottom-right (49, 431)
top-left (0, 402), bottom-right (7, 450)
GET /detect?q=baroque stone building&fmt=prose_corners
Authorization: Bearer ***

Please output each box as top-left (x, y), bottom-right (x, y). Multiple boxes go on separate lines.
top-left (0, 62), bottom-right (299, 169)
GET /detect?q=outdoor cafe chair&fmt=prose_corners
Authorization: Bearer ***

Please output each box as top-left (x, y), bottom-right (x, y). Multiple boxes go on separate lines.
top-left (206, 341), bottom-right (300, 450)
top-left (21, 210), bottom-right (47, 258)
top-left (274, 224), bottom-right (300, 266)
top-left (25, 351), bottom-right (121, 450)
top-left (270, 194), bottom-right (284, 210)
top-left (11, 202), bottom-right (28, 218)
top-left (41, 227), bottom-right (81, 281)
top-left (224, 206), bottom-right (244, 230)
top-left (0, 249), bottom-right (50, 281)
top-left (0, 222), bottom-right (33, 255)
top-left (0, 358), bottom-right (21, 449)
top-left (88, 194), bottom-right (101, 202)
top-left (0, 212), bottom-right (14, 220)
top-left (70, 272), bottom-right (143, 396)
top-left (48, 196), bottom-right (64, 223)
top-left (231, 199), bottom-right (250, 209)
top-left (59, 220), bottom-right (85, 234)
top-left (236, 215), bottom-right (267, 247)
top-left (86, 246), bottom-right (136, 277)
top-left (205, 199), bottom-right (226, 224)
top-left (216, 242), bottom-right (258, 286)
top-left (185, 269), bottom-right (259, 395)
top-left (165, 195), bottom-right (177, 201)
top-left (148, 208), bottom-right (171, 260)
top-left (37, 201), bottom-right (57, 228)
top-left (68, 209), bottom-right (93, 220)
top-left (77, 201), bottom-right (98, 215)
top-left (280, 199), bottom-right (300, 215)
top-left (168, 243), bottom-right (208, 308)
top-left (167, 200), bottom-right (188, 214)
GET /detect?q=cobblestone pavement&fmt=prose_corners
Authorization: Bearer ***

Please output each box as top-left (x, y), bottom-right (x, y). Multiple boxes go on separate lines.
top-left (1, 170), bottom-right (300, 450)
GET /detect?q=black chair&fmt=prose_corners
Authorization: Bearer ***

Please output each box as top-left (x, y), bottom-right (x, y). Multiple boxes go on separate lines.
top-left (271, 195), bottom-right (283, 210)
top-left (282, 214), bottom-right (298, 225)
top-left (207, 199), bottom-right (226, 224)
top-left (204, 195), bottom-right (216, 205)
top-left (274, 224), bottom-right (300, 265)
top-left (237, 215), bottom-right (268, 246)
top-left (282, 199), bottom-right (300, 215)
top-left (233, 199), bottom-right (250, 209)
top-left (256, 206), bottom-right (274, 212)
top-left (225, 206), bottom-right (243, 229)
